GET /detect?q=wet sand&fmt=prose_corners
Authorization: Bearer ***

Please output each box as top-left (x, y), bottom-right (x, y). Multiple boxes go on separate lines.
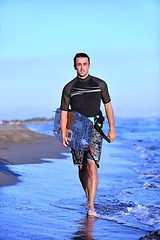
top-left (0, 124), bottom-right (69, 187)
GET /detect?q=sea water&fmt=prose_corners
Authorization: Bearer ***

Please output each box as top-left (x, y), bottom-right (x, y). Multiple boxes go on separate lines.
top-left (27, 117), bottom-right (160, 231)
top-left (0, 117), bottom-right (160, 239)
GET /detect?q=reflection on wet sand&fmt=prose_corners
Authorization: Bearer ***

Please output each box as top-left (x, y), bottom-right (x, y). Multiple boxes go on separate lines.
top-left (71, 215), bottom-right (96, 240)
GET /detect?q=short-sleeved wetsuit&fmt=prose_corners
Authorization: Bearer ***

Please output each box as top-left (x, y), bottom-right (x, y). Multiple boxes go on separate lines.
top-left (60, 75), bottom-right (111, 167)
top-left (60, 75), bottom-right (111, 116)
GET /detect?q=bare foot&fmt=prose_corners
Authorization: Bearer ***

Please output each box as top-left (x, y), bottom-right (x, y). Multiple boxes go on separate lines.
top-left (87, 207), bottom-right (98, 217)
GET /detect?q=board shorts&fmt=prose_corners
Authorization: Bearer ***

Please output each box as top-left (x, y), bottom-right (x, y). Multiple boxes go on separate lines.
top-left (71, 127), bottom-right (103, 168)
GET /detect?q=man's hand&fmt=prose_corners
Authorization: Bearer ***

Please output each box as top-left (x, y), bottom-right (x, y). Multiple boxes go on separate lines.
top-left (62, 136), bottom-right (69, 147)
top-left (108, 129), bottom-right (116, 142)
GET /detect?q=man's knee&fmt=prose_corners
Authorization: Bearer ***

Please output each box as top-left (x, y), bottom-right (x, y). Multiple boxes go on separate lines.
top-left (87, 161), bottom-right (97, 175)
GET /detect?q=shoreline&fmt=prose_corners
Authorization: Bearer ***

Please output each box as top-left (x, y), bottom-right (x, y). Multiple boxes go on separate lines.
top-left (0, 124), bottom-right (69, 187)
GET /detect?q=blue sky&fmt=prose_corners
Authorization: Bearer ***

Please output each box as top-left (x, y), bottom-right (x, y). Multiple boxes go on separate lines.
top-left (0, 0), bottom-right (159, 120)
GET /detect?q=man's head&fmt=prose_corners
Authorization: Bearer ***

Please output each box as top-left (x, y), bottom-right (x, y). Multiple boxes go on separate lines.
top-left (73, 53), bottom-right (90, 79)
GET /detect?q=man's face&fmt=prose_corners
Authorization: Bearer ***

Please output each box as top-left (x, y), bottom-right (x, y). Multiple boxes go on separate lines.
top-left (75, 57), bottom-right (90, 79)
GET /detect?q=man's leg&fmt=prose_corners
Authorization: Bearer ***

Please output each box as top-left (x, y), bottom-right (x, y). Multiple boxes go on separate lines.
top-left (78, 164), bottom-right (89, 200)
top-left (78, 160), bottom-right (98, 215)
top-left (86, 160), bottom-right (98, 216)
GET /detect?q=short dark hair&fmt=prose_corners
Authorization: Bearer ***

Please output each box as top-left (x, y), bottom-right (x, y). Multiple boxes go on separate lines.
top-left (73, 52), bottom-right (90, 68)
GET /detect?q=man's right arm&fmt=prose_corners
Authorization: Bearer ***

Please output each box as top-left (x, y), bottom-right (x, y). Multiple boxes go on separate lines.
top-left (60, 110), bottom-right (69, 147)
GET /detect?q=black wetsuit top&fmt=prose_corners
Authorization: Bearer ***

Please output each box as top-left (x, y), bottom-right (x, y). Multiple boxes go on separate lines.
top-left (60, 75), bottom-right (111, 117)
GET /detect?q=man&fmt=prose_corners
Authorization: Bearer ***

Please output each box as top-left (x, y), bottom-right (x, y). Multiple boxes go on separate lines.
top-left (60, 53), bottom-right (116, 216)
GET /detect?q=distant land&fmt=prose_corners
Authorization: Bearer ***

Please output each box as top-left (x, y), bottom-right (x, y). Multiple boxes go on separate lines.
top-left (0, 106), bottom-right (54, 121)
top-left (1, 117), bottom-right (53, 124)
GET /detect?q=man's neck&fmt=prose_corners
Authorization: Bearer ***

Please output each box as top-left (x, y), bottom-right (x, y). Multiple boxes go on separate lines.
top-left (77, 74), bottom-right (89, 79)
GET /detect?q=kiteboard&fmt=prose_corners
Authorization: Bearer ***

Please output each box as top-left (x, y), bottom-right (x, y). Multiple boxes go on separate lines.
top-left (53, 108), bottom-right (94, 150)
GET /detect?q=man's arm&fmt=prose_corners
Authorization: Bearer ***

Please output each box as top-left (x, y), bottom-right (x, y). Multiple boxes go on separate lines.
top-left (104, 102), bottom-right (116, 142)
top-left (60, 110), bottom-right (69, 147)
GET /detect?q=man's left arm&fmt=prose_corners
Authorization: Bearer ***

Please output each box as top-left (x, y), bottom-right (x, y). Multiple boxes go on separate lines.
top-left (104, 102), bottom-right (116, 142)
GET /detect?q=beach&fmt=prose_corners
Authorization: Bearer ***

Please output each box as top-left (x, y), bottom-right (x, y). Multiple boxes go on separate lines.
top-left (0, 122), bottom-right (159, 240)
top-left (0, 124), bottom-right (69, 187)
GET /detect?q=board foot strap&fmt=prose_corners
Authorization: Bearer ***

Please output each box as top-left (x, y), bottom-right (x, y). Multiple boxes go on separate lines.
top-left (94, 122), bottom-right (110, 143)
